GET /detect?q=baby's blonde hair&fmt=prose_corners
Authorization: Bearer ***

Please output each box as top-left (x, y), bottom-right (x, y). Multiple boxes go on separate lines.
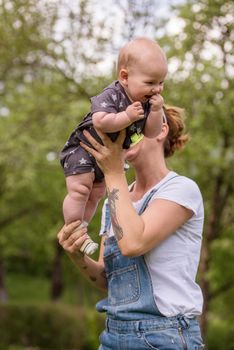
top-left (117, 37), bottom-right (166, 74)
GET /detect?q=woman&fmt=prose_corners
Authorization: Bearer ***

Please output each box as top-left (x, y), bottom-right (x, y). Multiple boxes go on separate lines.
top-left (58, 106), bottom-right (205, 350)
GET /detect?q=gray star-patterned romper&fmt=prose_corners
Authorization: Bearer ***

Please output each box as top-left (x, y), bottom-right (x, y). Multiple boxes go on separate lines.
top-left (60, 80), bottom-right (150, 182)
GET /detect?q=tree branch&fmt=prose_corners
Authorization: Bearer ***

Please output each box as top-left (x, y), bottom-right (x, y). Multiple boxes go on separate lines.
top-left (0, 205), bottom-right (40, 229)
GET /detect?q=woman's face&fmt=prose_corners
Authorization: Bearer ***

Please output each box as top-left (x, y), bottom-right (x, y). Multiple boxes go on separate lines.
top-left (125, 125), bottom-right (168, 166)
top-left (124, 137), bottom-right (155, 164)
top-left (124, 139), bottom-right (143, 163)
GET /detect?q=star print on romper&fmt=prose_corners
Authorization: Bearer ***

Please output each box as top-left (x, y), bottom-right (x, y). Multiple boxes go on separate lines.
top-left (100, 101), bottom-right (108, 108)
top-left (79, 158), bottom-right (88, 165)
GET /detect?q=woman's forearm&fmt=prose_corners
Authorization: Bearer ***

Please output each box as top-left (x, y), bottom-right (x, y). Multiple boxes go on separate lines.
top-left (68, 252), bottom-right (107, 291)
top-left (80, 129), bottom-right (145, 255)
top-left (57, 222), bottom-right (107, 291)
top-left (105, 172), bottom-right (144, 256)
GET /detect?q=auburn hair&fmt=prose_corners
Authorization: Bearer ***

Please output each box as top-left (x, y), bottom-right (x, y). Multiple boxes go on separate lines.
top-left (163, 105), bottom-right (189, 158)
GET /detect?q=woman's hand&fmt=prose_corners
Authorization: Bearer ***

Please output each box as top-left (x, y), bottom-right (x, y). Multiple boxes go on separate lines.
top-left (80, 129), bottom-right (126, 176)
top-left (57, 220), bottom-right (89, 256)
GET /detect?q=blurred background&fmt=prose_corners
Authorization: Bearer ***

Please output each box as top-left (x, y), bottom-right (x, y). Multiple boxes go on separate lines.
top-left (0, 0), bottom-right (233, 349)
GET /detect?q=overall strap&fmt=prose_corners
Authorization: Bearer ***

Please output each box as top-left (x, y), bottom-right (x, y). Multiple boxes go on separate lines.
top-left (138, 188), bottom-right (158, 215)
top-left (138, 175), bottom-right (179, 215)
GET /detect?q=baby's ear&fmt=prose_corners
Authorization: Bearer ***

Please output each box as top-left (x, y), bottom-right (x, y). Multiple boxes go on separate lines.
top-left (119, 69), bottom-right (128, 85)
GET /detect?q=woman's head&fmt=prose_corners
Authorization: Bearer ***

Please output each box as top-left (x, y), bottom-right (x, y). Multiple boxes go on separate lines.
top-left (124, 104), bottom-right (189, 164)
top-left (163, 105), bottom-right (189, 158)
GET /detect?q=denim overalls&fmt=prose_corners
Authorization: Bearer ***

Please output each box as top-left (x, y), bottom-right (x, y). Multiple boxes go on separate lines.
top-left (97, 187), bottom-right (205, 350)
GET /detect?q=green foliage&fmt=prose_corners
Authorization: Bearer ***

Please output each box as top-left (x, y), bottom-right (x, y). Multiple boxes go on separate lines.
top-left (0, 0), bottom-right (233, 348)
top-left (0, 302), bottom-right (104, 350)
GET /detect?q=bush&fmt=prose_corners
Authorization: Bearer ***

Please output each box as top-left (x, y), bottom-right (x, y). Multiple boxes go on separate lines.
top-left (0, 303), bottom-right (105, 350)
top-left (206, 313), bottom-right (234, 350)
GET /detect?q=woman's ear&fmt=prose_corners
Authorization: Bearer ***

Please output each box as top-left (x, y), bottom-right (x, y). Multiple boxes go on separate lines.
top-left (156, 122), bottom-right (169, 141)
top-left (119, 69), bottom-right (128, 86)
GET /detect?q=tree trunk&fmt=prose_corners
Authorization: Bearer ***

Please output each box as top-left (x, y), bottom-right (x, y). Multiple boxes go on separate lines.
top-left (199, 239), bottom-right (210, 337)
top-left (0, 259), bottom-right (8, 302)
top-left (50, 241), bottom-right (64, 300)
top-left (199, 170), bottom-right (232, 338)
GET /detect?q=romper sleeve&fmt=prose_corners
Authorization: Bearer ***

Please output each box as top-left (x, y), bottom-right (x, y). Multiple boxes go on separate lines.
top-left (91, 88), bottom-right (120, 114)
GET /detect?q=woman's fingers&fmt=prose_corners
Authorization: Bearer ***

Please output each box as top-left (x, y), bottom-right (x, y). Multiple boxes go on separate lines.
top-left (80, 141), bottom-right (101, 160)
top-left (82, 129), bottom-right (125, 149)
top-left (66, 231), bottom-right (88, 250)
top-left (58, 220), bottom-right (83, 244)
top-left (83, 130), bottom-right (105, 149)
top-left (116, 129), bottom-right (126, 147)
top-left (81, 130), bottom-right (111, 161)
top-left (80, 129), bottom-right (125, 174)
top-left (60, 220), bottom-right (81, 240)
top-left (95, 129), bottom-right (111, 146)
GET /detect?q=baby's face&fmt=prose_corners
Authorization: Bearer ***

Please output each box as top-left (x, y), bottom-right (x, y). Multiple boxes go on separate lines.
top-left (123, 54), bottom-right (167, 103)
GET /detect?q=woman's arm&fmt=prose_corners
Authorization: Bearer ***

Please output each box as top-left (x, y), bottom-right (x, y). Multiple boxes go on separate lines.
top-left (103, 171), bottom-right (192, 256)
top-left (57, 220), bottom-right (107, 291)
top-left (80, 130), bottom-right (193, 257)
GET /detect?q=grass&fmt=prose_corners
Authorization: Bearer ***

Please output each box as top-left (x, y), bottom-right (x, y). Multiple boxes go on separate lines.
top-left (6, 274), bottom-right (50, 304)
top-left (5, 272), bottom-right (105, 306)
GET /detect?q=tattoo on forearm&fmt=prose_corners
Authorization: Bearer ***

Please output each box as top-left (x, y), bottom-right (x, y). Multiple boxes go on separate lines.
top-left (100, 270), bottom-right (106, 279)
top-left (89, 276), bottom-right (97, 282)
top-left (107, 188), bottom-right (123, 241)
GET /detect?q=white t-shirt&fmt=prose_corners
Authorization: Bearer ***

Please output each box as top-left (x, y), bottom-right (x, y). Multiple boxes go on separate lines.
top-left (99, 171), bottom-right (204, 318)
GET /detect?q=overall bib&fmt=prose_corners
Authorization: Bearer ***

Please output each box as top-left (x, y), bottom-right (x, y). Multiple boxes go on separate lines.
top-left (97, 186), bottom-right (204, 350)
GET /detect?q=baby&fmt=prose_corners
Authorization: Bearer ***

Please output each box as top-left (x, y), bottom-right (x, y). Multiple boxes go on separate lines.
top-left (60, 37), bottom-right (168, 255)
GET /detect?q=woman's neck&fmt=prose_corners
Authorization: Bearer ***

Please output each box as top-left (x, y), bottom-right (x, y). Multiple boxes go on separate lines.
top-left (130, 157), bottom-right (170, 200)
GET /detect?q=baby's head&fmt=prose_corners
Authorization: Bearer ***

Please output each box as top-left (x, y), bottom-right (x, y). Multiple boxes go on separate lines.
top-left (117, 37), bottom-right (168, 102)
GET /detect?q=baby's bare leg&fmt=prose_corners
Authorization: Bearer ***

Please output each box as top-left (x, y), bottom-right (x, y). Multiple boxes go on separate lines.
top-left (63, 173), bottom-right (94, 225)
top-left (63, 173), bottom-right (105, 256)
top-left (84, 180), bottom-right (106, 222)
top-left (79, 181), bottom-right (106, 255)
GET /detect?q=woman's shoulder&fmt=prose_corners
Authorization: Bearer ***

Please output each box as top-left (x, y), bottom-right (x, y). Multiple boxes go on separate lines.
top-left (153, 172), bottom-right (204, 215)
top-left (171, 173), bottom-right (201, 192)
top-left (160, 171), bottom-right (201, 192)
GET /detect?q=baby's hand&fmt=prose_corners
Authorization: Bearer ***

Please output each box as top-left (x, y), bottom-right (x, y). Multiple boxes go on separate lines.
top-left (149, 94), bottom-right (164, 112)
top-left (125, 102), bottom-right (144, 122)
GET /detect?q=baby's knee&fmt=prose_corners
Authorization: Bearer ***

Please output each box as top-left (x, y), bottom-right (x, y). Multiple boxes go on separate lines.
top-left (66, 175), bottom-right (93, 200)
top-left (71, 183), bottom-right (93, 200)
top-left (88, 182), bottom-right (106, 204)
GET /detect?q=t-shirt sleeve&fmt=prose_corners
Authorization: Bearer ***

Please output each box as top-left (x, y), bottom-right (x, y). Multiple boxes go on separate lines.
top-left (91, 88), bottom-right (120, 114)
top-left (151, 177), bottom-right (203, 216)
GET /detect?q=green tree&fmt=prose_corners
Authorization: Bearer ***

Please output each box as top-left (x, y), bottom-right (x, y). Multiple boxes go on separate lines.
top-left (0, 0), bottom-right (111, 301)
top-left (1, 1), bottom-right (233, 348)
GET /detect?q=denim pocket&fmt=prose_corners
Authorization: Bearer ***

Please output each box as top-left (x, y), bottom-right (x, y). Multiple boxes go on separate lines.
top-left (142, 328), bottom-right (182, 350)
top-left (187, 325), bottom-right (205, 349)
top-left (142, 332), bottom-right (160, 350)
top-left (108, 264), bottom-right (140, 305)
